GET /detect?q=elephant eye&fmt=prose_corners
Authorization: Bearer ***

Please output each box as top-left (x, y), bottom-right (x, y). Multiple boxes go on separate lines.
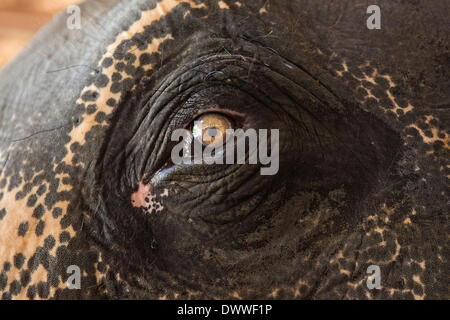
top-left (192, 113), bottom-right (233, 147)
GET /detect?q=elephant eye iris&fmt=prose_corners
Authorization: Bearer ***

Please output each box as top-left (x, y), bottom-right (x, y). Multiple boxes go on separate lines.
top-left (192, 113), bottom-right (232, 147)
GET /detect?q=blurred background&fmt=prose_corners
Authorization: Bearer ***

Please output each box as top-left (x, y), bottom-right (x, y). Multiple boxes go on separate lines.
top-left (0, 0), bottom-right (83, 68)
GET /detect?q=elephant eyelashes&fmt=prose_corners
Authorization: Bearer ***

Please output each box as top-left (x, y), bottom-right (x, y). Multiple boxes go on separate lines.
top-left (192, 113), bottom-right (233, 147)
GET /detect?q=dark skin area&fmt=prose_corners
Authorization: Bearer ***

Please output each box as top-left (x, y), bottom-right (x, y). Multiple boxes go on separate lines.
top-left (0, 0), bottom-right (448, 299)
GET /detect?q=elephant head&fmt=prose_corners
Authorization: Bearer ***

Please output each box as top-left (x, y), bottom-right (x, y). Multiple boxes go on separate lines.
top-left (0, 0), bottom-right (448, 299)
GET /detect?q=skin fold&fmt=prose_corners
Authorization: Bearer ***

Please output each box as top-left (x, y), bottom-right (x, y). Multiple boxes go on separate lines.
top-left (0, 0), bottom-right (448, 299)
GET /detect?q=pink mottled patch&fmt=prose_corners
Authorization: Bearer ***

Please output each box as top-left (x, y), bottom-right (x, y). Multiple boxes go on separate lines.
top-left (131, 181), bottom-right (152, 208)
top-left (131, 181), bottom-right (169, 214)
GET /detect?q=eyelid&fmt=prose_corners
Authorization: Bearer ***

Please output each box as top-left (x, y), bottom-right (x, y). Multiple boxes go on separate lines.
top-left (192, 112), bottom-right (234, 127)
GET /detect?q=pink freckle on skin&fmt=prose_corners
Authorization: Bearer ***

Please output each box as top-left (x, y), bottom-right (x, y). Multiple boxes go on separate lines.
top-left (131, 180), bottom-right (169, 214)
top-left (131, 181), bottom-right (152, 208)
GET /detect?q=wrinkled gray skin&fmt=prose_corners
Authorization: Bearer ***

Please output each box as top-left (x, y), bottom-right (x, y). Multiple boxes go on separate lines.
top-left (0, 0), bottom-right (448, 300)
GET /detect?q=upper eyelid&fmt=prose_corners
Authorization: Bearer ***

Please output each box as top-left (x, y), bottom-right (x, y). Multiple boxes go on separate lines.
top-left (189, 108), bottom-right (247, 127)
top-left (190, 111), bottom-right (236, 128)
